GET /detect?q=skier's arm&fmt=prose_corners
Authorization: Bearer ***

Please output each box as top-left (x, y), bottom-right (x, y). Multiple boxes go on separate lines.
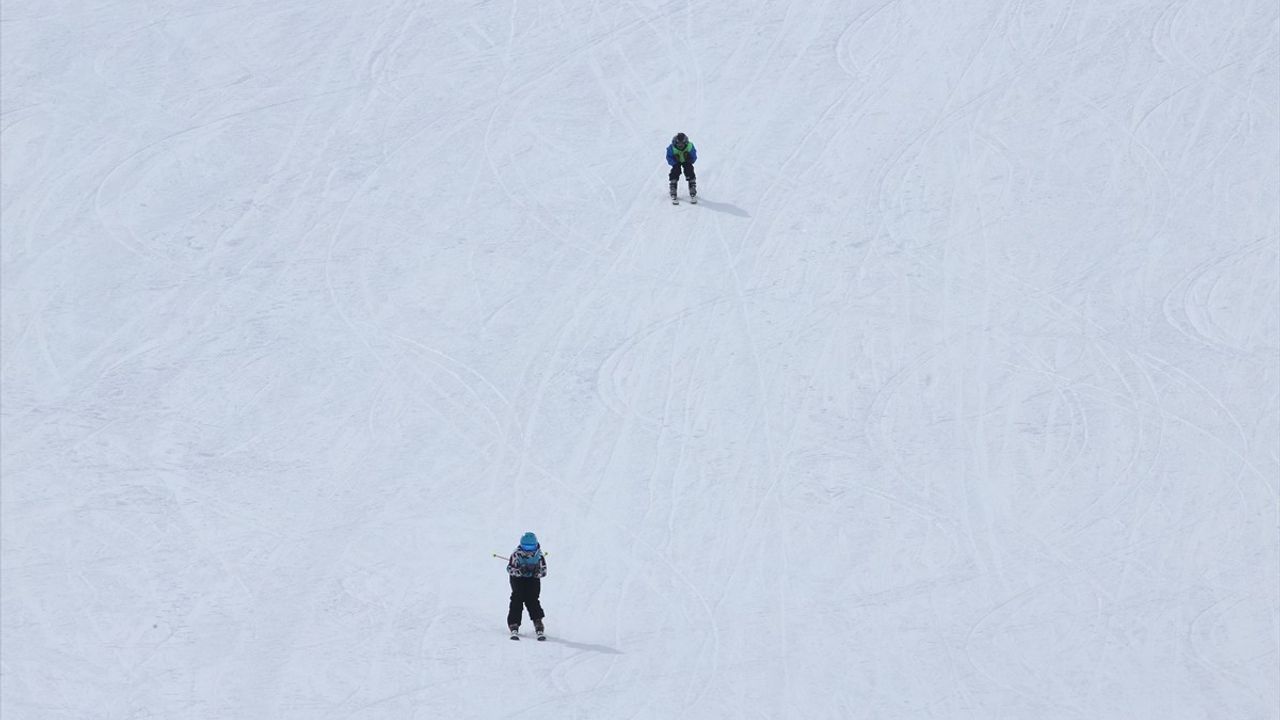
top-left (689, 145), bottom-right (697, 164)
top-left (539, 555), bottom-right (547, 578)
top-left (666, 146), bottom-right (676, 166)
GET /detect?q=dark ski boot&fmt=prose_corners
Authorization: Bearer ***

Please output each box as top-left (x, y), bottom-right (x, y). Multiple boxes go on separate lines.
top-left (689, 179), bottom-right (697, 204)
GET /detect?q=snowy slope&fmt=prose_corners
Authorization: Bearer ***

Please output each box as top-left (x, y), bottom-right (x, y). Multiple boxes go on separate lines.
top-left (3, 0), bottom-right (1278, 718)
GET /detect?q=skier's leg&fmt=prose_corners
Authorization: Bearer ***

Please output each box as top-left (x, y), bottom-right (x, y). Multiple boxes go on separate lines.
top-left (668, 165), bottom-right (680, 198)
top-left (525, 578), bottom-right (545, 628)
top-left (507, 577), bottom-right (523, 629)
top-left (684, 163), bottom-right (697, 197)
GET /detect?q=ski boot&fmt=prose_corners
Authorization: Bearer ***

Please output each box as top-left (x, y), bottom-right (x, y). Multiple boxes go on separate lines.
top-left (509, 624), bottom-right (520, 641)
top-left (688, 179), bottom-right (697, 204)
top-left (534, 620), bottom-right (546, 641)
top-left (669, 181), bottom-right (679, 205)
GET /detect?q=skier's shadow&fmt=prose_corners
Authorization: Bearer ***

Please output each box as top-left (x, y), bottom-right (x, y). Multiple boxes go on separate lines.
top-left (694, 198), bottom-right (749, 217)
top-left (544, 637), bottom-right (623, 654)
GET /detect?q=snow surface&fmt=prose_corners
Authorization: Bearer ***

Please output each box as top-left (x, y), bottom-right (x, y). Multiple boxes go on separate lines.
top-left (2, 1), bottom-right (1278, 718)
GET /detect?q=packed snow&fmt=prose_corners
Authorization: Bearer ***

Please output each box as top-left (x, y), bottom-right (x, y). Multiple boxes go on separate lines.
top-left (3, 0), bottom-right (1278, 718)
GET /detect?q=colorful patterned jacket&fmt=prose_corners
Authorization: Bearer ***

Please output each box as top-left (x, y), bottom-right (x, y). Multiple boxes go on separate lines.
top-left (507, 547), bottom-right (547, 578)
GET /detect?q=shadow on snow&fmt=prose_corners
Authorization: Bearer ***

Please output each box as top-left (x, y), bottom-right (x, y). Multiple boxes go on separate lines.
top-left (692, 197), bottom-right (749, 217)
top-left (543, 637), bottom-right (623, 654)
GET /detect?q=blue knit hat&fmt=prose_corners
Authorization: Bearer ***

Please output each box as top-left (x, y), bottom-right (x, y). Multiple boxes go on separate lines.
top-left (519, 532), bottom-right (538, 550)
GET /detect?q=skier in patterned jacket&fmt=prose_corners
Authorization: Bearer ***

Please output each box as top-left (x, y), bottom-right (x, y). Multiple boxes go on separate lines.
top-left (507, 532), bottom-right (547, 639)
top-left (666, 132), bottom-right (697, 202)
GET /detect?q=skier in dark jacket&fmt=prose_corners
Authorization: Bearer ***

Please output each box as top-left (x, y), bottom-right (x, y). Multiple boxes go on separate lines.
top-left (507, 532), bottom-right (547, 639)
top-left (666, 132), bottom-right (697, 202)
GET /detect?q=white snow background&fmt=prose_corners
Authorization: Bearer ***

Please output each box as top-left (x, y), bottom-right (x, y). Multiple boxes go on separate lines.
top-left (2, 1), bottom-right (1278, 718)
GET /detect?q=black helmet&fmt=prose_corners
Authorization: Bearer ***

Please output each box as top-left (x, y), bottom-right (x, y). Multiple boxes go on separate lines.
top-left (673, 132), bottom-right (688, 146)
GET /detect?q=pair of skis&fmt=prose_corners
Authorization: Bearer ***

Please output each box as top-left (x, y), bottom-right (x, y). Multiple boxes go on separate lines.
top-left (671, 194), bottom-right (698, 206)
top-left (510, 628), bottom-right (546, 641)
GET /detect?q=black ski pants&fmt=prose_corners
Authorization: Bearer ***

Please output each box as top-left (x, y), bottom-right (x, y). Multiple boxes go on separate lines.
top-left (668, 161), bottom-right (696, 184)
top-left (508, 576), bottom-right (544, 628)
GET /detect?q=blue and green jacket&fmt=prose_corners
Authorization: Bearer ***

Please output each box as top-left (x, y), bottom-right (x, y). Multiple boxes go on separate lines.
top-left (667, 141), bottom-right (697, 167)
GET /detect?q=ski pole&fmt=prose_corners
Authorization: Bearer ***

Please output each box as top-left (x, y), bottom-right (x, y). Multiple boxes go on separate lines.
top-left (491, 552), bottom-right (550, 560)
